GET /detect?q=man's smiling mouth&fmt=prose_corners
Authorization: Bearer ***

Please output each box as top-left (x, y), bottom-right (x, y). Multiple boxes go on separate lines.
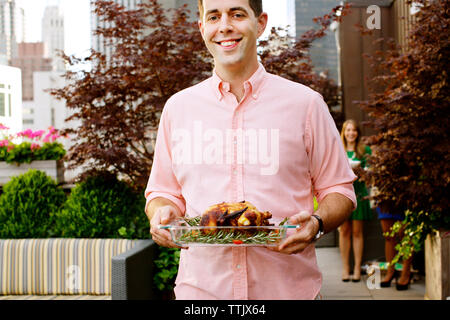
top-left (216, 38), bottom-right (242, 48)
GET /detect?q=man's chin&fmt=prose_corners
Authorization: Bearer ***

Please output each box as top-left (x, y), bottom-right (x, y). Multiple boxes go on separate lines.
top-left (215, 57), bottom-right (245, 70)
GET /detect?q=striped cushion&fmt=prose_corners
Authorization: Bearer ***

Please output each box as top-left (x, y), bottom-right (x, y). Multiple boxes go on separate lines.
top-left (0, 294), bottom-right (112, 300)
top-left (0, 239), bottom-right (137, 295)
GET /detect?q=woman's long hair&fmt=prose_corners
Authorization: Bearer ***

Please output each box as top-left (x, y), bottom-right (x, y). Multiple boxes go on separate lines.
top-left (341, 119), bottom-right (366, 160)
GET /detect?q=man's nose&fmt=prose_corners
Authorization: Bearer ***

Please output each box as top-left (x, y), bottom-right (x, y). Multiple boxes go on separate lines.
top-left (218, 14), bottom-right (233, 33)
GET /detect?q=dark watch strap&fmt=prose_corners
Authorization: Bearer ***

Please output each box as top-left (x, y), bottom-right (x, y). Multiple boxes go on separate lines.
top-left (311, 214), bottom-right (324, 240)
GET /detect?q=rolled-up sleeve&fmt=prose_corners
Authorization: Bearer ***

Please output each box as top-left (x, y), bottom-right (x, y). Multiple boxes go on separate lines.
top-left (144, 100), bottom-right (186, 214)
top-left (305, 93), bottom-right (357, 209)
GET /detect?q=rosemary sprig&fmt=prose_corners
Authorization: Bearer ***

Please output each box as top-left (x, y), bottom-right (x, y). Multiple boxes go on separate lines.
top-left (177, 216), bottom-right (289, 245)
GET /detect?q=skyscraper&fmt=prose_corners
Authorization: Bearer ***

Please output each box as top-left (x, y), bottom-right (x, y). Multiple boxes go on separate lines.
top-left (0, 0), bottom-right (25, 65)
top-left (10, 42), bottom-right (52, 101)
top-left (42, 5), bottom-right (65, 71)
top-left (90, 0), bottom-right (198, 62)
top-left (294, 0), bottom-right (341, 83)
top-left (90, 0), bottom-right (141, 62)
top-left (161, 0), bottom-right (198, 20)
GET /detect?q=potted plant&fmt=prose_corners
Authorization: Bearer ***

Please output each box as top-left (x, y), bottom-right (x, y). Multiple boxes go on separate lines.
top-left (0, 124), bottom-right (66, 185)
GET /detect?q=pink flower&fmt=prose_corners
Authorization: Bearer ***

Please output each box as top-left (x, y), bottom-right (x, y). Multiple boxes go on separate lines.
top-left (0, 139), bottom-right (9, 147)
top-left (0, 124), bottom-right (9, 130)
top-left (48, 126), bottom-right (56, 134)
top-left (30, 143), bottom-right (41, 151)
top-left (43, 135), bottom-right (50, 143)
top-left (7, 145), bottom-right (14, 152)
top-left (31, 130), bottom-right (45, 139)
top-left (17, 129), bottom-right (33, 138)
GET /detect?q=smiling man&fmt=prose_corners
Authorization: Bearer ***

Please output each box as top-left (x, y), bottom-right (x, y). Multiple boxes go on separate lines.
top-left (145, 0), bottom-right (357, 300)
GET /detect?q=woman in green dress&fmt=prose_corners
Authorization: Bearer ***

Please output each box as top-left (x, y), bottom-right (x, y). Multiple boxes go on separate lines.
top-left (338, 119), bottom-right (372, 282)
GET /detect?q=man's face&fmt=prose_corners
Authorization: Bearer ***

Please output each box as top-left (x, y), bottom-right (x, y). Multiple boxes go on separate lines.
top-left (198, 0), bottom-right (267, 71)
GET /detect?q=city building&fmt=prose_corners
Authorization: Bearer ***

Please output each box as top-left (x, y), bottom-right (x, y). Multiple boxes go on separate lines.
top-left (10, 42), bottom-right (52, 101)
top-left (90, 0), bottom-right (142, 63)
top-left (0, 65), bottom-right (22, 134)
top-left (90, 0), bottom-right (197, 62)
top-left (42, 5), bottom-right (65, 72)
top-left (294, 0), bottom-right (341, 83)
top-left (25, 70), bottom-right (79, 139)
top-left (22, 70), bottom-right (80, 183)
top-left (161, 0), bottom-right (198, 20)
top-left (338, 0), bottom-right (414, 134)
top-left (0, 0), bottom-right (25, 65)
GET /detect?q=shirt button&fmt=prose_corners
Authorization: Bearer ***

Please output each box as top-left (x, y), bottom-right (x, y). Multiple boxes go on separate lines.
top-left (236, 264), bottom-right (241, 269)
top-left (233, 170), bottom-right (238, 175)
top-left (253, 94), bottom-right (258, 99)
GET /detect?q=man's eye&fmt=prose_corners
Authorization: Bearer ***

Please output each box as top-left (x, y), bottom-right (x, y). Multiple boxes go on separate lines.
top-left (207, 15), bottom-right (219, 21)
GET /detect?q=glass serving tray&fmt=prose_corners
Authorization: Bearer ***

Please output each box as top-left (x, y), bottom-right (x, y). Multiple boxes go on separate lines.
top-left (158, 218), bottom-right (299, 247)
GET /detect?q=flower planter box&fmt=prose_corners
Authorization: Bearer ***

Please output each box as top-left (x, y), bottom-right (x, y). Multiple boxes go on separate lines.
top-left (425, 230), bottom-right (450, 300)
top-left (0, 160), bottom-right (64, 186)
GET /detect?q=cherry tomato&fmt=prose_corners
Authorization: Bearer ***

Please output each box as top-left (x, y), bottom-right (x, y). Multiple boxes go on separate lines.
top-left (233, 240), bottom-right (243, 245)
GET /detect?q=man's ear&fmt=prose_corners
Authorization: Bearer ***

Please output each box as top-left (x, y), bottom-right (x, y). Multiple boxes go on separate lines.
top-left (257, 12), bottom-right (268, 38)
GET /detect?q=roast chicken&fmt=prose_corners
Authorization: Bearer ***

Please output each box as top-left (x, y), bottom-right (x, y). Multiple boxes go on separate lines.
top-left (200, 201), bottom-right (272, 227)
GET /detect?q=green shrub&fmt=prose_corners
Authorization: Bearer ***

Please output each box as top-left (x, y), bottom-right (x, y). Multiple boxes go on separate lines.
top-left (0, 169), bottom-right (66, 238)
top-left (0, 142), bottom-right (66, 164)
top-left (153, 247), bottom-right (180, 294)
top-left (54, 172), bottom-right (149, 239)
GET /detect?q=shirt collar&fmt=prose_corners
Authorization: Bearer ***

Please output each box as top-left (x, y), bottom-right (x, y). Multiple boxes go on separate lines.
top-left (211, 62), bottom-right (267, 101)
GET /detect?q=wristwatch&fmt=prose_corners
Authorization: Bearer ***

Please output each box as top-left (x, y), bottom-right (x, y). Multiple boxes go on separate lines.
top-left (311, 214), bottom-right (324, 241)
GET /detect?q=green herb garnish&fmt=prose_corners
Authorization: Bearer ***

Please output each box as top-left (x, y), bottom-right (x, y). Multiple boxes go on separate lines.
top-left (178, 216), bottom-right (289, 245)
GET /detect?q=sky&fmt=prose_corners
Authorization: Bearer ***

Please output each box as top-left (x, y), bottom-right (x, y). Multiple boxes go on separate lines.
top-left (16, 0), bottom-right (291, 57)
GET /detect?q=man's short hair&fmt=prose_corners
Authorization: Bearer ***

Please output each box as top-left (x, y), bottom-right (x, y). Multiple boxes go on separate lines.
top-left (197, 0), bottom-right (263, 19)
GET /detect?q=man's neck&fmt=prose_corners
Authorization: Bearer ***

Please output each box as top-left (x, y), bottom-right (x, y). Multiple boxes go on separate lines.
top-left (215, 59), bottom-right (260, 102)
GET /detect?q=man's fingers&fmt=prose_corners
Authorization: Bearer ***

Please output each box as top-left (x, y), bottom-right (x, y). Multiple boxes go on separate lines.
top-left (278, 228), bottom-right (309, 250)
top-left (289, 210), bottom-right (310, 225)
top-left (158, 206), bottom-right (178, 224)
top-left (151, 231), bottom-right (186, 249)
top-left (150, 226), bottom-right (171, 241)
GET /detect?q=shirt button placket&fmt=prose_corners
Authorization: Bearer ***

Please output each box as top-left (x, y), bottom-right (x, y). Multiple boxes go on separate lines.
top-left (232, 247), bottom-right (248, 300)
top-left (231, 100), bottom-right (247, 300)
top-left (231, 108), bottom-right (239, 202)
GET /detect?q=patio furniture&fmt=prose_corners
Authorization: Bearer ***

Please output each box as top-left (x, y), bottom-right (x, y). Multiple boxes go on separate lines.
top-left (0, 238), bottom-right (158, 300)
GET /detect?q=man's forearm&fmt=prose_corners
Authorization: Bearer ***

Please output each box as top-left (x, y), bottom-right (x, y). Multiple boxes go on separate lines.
top-left (146, 197), bottom-right (182, 222)
top-left (315, 193), bottom-right (354, 234)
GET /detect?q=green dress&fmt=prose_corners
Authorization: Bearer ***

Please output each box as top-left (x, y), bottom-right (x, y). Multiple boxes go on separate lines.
top-left (347, 146), bottom-right (372, 220)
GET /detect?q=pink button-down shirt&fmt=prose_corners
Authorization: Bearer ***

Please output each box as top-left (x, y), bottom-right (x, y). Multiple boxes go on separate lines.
top-left (145, 63), bottom-right (357, 300)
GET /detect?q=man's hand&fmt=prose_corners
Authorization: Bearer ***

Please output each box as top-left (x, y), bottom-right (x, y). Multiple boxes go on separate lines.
top-left (267, 193), bottom-right (354, 255)
top-left (267, 211), bottom-right (319, 255)
top-left (148, 202), bottom-right (186, 249)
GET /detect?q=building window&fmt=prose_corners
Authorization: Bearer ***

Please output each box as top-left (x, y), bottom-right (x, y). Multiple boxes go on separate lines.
top-left (0, 81), bottom-right (13, 117)
top-left (51, 108), bottom-right (55, 126)
top-left (23, 119), bottom-right (34, 125)
top-left (0, 93), bottom-right (5, 116)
